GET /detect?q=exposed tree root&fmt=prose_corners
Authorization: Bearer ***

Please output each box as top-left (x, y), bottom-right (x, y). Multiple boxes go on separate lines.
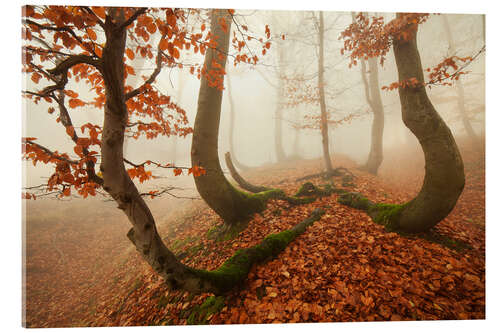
top-left (295, 167), bottom-right (355, 182)
top-left (188, 208), bottom-right (325, 294)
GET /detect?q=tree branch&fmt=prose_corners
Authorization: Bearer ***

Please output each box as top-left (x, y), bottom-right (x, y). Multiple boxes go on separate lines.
top-left (118, 7), bottom-right (147, 30)
top-left (125, 35), bottom-right (164, 100)
top-left (48, 54), bottom-right (101, 76)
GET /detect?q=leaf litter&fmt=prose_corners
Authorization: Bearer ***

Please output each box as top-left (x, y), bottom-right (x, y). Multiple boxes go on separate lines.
top-left (24, 138), bottom-right (484, 327)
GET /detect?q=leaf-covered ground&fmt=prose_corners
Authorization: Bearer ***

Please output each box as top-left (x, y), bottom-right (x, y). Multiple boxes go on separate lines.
top-left (23, 138), bottom-right (484, 327)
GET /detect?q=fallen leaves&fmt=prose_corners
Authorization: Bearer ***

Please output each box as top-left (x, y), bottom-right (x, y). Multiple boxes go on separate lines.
top-left (24, 138), bottom-right (484, 327)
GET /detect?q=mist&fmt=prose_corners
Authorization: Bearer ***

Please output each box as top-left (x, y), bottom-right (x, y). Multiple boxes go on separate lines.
top-left (21, 7), bottom-right (485, 328)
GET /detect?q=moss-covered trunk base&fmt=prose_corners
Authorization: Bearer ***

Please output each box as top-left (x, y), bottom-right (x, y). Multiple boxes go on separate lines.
top-left (337, 192), bottom-right (470, 251)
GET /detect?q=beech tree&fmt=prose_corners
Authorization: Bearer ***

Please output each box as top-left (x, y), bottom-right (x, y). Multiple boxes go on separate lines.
top-left (355, 13), bottom-right (385, 175)
top-left (190, 9), bottom-right (286, 230)
top-left (338, 12), bottom-right (480, 233)
top-left (21, 5), bottom-right (283, 294)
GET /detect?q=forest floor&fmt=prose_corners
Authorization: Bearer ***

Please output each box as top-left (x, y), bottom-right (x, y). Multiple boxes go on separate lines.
top-left (23, 137), bottom-right (485, 327)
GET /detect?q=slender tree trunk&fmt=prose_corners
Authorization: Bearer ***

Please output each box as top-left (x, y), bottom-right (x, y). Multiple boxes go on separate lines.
top-left (391, 16), bottom-right (465, 232)
top-left (191, 10), bottom-right (268, 227)
top-left (317, 11), bottom-right (334, 174)
top-left (274, 44), bottom-right (287, 163)
top-left (226, 73), bottom-right (249, 170)
top-left (442, 15), bottom-right (479, 143)
top-left (98, 10), bottom-right (213, 293)
top-left (360, 56), bottom-right (385, 174)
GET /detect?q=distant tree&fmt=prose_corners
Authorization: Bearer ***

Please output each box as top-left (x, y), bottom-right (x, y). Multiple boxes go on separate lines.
top-left (441, 14), bottom-right (479, 144)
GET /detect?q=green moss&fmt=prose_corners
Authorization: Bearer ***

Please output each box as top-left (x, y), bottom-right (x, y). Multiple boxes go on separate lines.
top-left (190, 209), bottom-right (325, 294)
top-left (370, 203), bottom-right (407, 231)
top-left (338, 192), bottom-right (373, 211)
top-left (186, 296), bottom-right (225, 325)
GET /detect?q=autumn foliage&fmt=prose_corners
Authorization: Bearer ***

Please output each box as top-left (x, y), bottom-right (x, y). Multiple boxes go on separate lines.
top-left (340, 12), bottom-right (483, 89)
top-left (22, 6), bottom-right (272, 200)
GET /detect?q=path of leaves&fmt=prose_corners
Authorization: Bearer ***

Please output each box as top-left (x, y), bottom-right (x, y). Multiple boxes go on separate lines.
top-left (24, 138), bottom-right (484, 327)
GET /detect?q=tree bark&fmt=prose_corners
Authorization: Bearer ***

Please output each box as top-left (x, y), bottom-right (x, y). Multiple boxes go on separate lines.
top-left (191, 10), bottom-right (268, 227)
top-left (317, 11), bottom-right (334, 174)
top-left (391, 15), bottom-right (465, 232)
top-left (98, 10), bottom-right (214, 293)
top-left (360, 56), bottom-right (385, 174)
top-left (225, 152), bottom-right (270, 193)
top-left (441, 15), bottom-right (479, 144)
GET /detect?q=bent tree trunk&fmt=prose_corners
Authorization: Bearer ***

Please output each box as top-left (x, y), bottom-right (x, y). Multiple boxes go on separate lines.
top-left (317, 11), bottom-right (334, 174)
top-left (98, 9), bottom-right (308, 295)
top-left (383, 17), bottom-right (465, 232)
top-left (99, 10), bottom-right (212, 293)
top-left (339, 16), bottom-right (465, 234)
top-left (191, 10), bottom-right (276, 227)
top-left (360, 56), bottom-right (384, 174)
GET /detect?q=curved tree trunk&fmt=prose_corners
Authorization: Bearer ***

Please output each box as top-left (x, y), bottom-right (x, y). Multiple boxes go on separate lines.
top-left (360, 56), bottom-right (385, 174)
top-left (391, 16), bottom-right (465, 232)
top-left (225, 152), bottom-right (270, 193)
top-left (226, 73), bottom-right (250, 170)
top-left (191, 9), bottom-right (268, 227)
top-left (442, 15), bottom-right (479, 144)
top-left (98, 10), bottom-right (216, 293)
top-left (317, 11), bottom-right (334, 174)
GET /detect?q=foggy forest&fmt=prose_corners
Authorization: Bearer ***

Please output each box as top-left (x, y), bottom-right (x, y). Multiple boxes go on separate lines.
top-left (21, 4), bottom-right (486, 328)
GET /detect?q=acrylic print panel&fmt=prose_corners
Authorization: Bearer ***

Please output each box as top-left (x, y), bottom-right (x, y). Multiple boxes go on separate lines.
top-left (21, 2), bottom-right (485, 328)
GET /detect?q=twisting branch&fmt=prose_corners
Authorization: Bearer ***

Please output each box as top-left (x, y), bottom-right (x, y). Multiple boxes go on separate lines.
top-left (125, 34), bottom-right (165, 100)
top-left (23, 18), bottom-right (98, 57)
top-left (123, 158), bottom-right (191, 170)
top-left (48, 54), bottom-right (102, 76)
top-left (81, 6), bottom-right (106, 29)
top-left (24, 140), bottom-right (79, 165)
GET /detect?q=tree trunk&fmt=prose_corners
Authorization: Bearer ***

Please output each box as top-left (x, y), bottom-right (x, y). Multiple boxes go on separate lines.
top-left (191, 10), bottom-right (269, 227)
top-left (226, 73), bottom-right (249, 170)
top-left (442, 15), bottom-right (479, 144)
top-left (274, 44), bottom-right (287, 163)
top-left (98, 10), bottom-right (214, 293)
top-left (360, 56), bottom-right (385, 174)
top-left (391, 15), bottom-right (465, 232)
top-left (317, 11), bottom-right (334, 174)
top-left (225, 152), bottom-right (270, 193)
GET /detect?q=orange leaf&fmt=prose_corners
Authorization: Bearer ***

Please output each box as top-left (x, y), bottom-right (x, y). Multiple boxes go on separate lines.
top-left (31, 72), bottom-right (42, 84)
top-left (126, 48), bottom-right (135, 60)
top-left (87, 29), bottom-right (97, 41)
top-left (63, 187), bottom-right (71, 196)
top-left (68, 98), bottom-right (85, 108)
